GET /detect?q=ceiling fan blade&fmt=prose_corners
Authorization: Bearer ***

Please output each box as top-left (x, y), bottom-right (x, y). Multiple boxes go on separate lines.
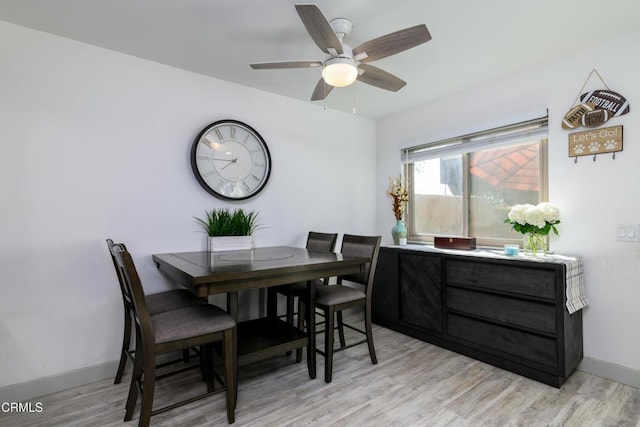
top-left (311, 78), bottom-right (334, 101)
top-left (295, 4), bottom-right (343, 55)
top-left (353, 24), bottom-right (431, 63)
top-left (250, 60), bottom-right (322, 69)
top-left (357, 64), bottom-right (406, 92)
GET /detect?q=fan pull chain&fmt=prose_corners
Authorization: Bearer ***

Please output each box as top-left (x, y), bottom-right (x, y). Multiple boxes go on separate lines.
top-left (323, 80), bottom-right (328, 111)
top-left (352, 83), bottom-right (357, 115)
top-left (323, 81), bottom-right (327, 110)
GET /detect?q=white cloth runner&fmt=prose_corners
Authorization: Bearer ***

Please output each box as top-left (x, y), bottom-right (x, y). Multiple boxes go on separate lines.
top-left (548, 254), bottom-right (589, 314)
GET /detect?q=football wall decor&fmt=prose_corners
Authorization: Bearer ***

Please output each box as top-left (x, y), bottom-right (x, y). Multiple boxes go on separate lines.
top-left (580, 90), bottom-right (630, 118)
top-left (561, 69), bottom-right (630, 131)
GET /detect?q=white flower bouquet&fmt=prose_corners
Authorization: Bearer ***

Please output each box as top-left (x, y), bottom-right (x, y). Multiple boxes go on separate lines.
top-left (504, 202), bottom-right (560, 254)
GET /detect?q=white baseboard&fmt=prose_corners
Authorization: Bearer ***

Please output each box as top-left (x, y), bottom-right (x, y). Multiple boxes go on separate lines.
top-left (0, 360), bottom-right (120, 403)
top-left (577, 357), bottom-right (640, 389)
top-left (0, 352), bottom-right (190, 403)
top-left (2, 355), bottom-right (638, 403)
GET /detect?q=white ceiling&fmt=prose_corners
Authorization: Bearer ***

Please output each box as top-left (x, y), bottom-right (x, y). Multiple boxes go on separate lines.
top-left (1, 0), bottom-right (639, 119)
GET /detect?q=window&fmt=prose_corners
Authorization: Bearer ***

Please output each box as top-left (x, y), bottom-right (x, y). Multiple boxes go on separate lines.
top-left (402, 116), bottom-right (548, 247)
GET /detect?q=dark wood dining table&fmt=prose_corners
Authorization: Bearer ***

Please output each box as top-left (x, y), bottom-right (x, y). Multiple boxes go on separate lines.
top-left (152, 246), bottom-right (368, 379)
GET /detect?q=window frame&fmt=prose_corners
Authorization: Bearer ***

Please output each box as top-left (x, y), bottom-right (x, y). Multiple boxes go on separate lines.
top-left (403, 116), bottom-right (549, 248)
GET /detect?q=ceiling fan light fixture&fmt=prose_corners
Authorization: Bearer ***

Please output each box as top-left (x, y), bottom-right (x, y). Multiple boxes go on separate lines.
top-left (322, 57), bottom-right (358, 87)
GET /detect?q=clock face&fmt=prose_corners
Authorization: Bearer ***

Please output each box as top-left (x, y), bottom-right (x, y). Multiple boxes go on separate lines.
top-left (190, 120), bottom-right (271, 200)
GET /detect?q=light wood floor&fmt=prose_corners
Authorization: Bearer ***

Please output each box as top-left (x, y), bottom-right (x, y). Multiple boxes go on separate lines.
top-left (2, 321), bottom-right (639, 426)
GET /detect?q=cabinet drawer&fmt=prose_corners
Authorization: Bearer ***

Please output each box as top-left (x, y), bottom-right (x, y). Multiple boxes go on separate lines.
top-left (447, 313), bottom-right (557, 368)
top-left (445, 259), bottom-right (557, 299)
top-left (446, 287), bottom-right (557, 334)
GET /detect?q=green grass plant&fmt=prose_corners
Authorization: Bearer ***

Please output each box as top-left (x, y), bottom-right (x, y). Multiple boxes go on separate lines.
top-left (194, 208), bottom-right (260, 236)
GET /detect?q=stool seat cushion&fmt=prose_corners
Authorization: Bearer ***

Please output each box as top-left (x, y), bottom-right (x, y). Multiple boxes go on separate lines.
top-left (315, 285), bottom-right (365, 306)
top-left (152, 305), bottom-right (236, 345)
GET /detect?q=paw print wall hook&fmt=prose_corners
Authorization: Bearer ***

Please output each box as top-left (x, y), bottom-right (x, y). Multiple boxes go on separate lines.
top-left (569, 125), bottom-right (623, 164)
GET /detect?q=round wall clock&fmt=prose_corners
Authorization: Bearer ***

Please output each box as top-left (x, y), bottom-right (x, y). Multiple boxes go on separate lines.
top-left (190, 120), bottom-right (272, 200)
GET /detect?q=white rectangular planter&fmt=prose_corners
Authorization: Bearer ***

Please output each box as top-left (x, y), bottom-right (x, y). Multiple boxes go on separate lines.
top-left (208, 236), bottom-right (253, 252)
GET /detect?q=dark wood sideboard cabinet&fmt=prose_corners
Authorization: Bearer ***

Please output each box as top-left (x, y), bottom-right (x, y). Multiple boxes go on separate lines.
top-left (372, 246), bottom-right (583, 387)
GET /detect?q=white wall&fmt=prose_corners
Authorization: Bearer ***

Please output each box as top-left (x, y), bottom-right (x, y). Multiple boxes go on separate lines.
top-left (3, 18), bottom-right (638, 395)
top-left (0, 21), bottom-right (376, 388)
top-left (377, 30), bottom-right (640, 373)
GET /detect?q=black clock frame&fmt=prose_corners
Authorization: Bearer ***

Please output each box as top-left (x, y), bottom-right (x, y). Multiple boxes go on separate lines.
top-left (190, 119), bottom-right (272, 201)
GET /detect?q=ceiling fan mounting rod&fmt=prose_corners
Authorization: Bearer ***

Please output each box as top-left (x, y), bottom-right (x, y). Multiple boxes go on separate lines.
top-left (330, 18), bottom-right (352, 41)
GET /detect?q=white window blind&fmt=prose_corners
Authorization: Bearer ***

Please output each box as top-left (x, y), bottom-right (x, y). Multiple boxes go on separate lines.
top-left (402, 116), bottom-right (549, 163)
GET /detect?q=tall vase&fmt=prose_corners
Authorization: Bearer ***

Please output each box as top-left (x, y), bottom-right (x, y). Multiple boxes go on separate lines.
top-left (391, 220), bottom-right (408, 245)
top-left (524, 232), bottom-right (546, 255)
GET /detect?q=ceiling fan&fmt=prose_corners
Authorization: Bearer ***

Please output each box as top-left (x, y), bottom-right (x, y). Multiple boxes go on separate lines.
top-left (250, 3), bottom-right (432, 101)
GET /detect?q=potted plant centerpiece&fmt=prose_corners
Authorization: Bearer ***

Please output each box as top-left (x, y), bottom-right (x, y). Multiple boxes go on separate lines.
top-left (194, 208), bottom-right (260, 252)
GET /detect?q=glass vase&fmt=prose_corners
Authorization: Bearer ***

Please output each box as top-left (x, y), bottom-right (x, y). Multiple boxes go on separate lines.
top-left (391, 220), bottom-right (408, 245)
top-left (524, 232), bottom-right (546, 256)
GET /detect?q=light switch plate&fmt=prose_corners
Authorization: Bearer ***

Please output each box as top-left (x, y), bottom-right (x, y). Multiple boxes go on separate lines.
top-left (616, 224), bottom-right (640, 242)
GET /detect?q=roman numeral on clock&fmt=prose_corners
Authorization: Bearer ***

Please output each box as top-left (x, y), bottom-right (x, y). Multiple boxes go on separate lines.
top-left (201, 137), bottom-right (218, 150)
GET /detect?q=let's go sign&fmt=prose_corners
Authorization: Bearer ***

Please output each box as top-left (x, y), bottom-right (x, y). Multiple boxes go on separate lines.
top-left (569, 125), bottom-right (623, 158)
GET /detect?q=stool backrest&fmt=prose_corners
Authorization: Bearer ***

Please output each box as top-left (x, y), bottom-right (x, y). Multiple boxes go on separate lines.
top-left (338, 234), bottom-right (382, 294)
top-left (106, 239), bottom-right (134, 312)
top-left (109, 243), bottom-right (154, 349)
top-left (306, 231), bottom-right (338, 253)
